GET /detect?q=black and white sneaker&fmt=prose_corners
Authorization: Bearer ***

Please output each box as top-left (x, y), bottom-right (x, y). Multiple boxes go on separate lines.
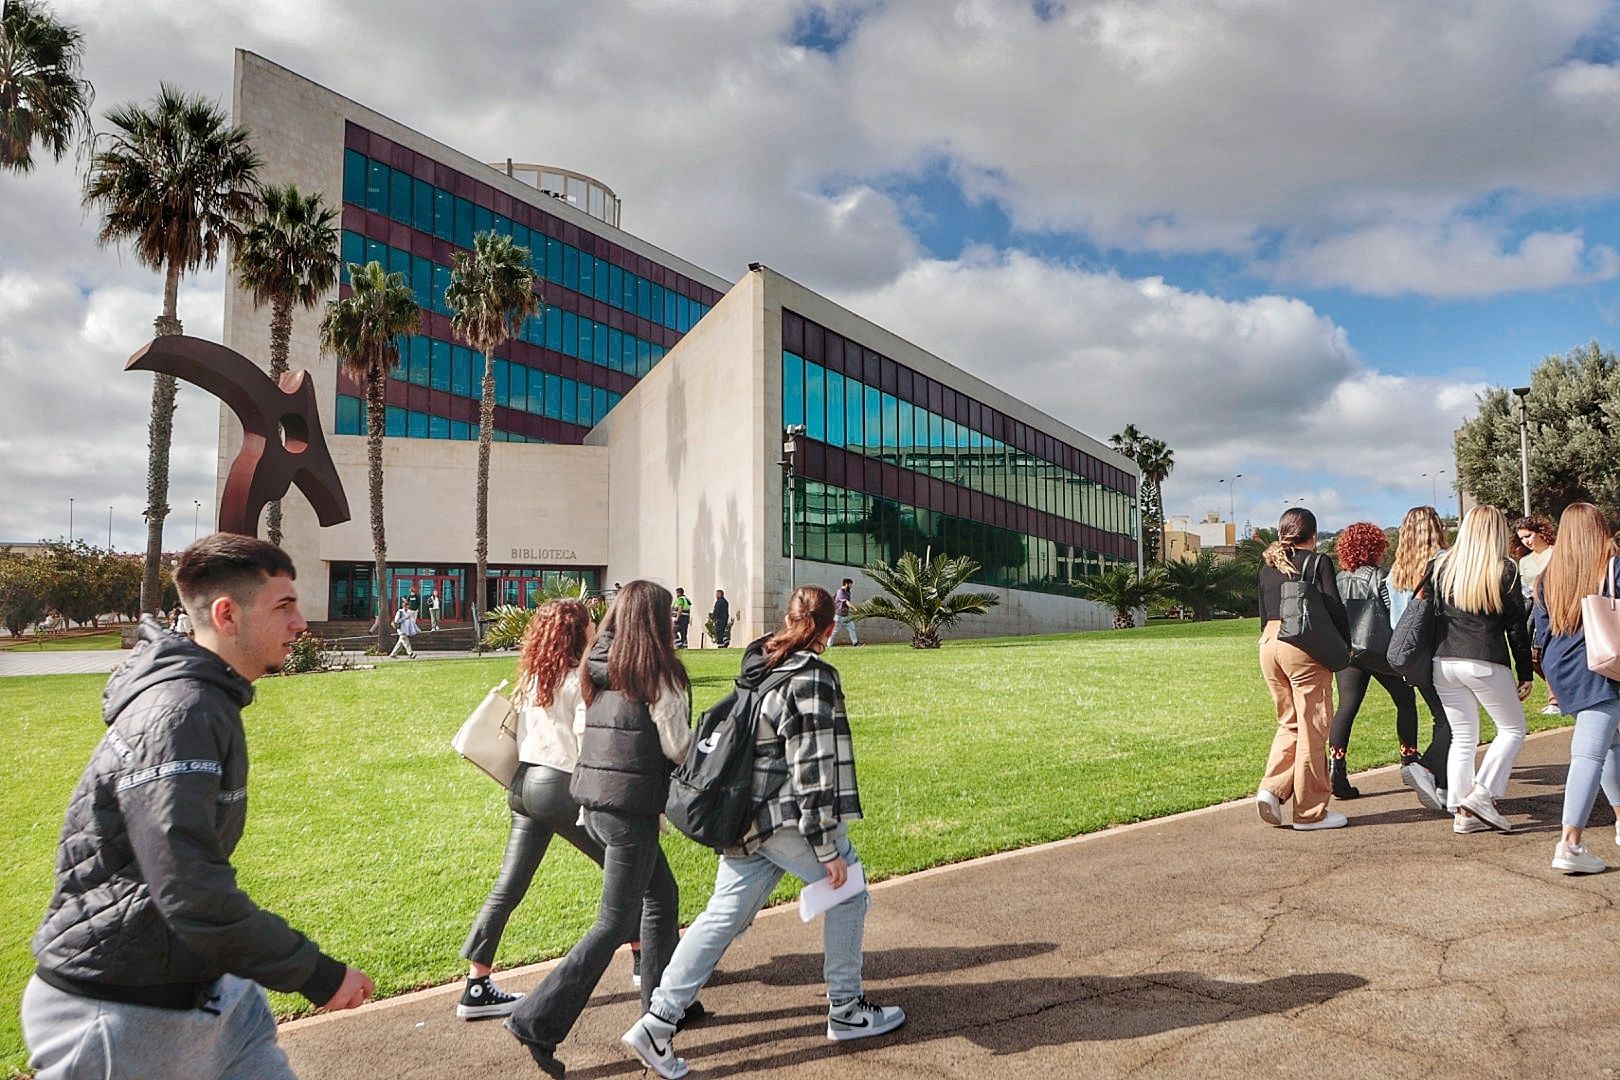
top-left (621, 1015), bottom-right (688, 1079)
top-left (631, 947), bottom-right (642, 988)
top-left (457, 976), bottom-right (524, 1019)
top-left (826, 995), bottom-right (906, 1041)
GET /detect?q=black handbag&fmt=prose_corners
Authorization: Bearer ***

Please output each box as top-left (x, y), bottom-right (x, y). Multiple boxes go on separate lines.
top-left (1279, 552), bottom-right (1351, 671)
top-left (1387, 588), bottom-right (1437, 688)
top-left (1338, 565), bottom-right (1394, 673)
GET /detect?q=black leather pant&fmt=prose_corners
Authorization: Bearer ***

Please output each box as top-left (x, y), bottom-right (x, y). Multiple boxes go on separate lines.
top-left (461, 764), bottom-right (605, 968)
top-left (508, 808), bottom-right (679, 1050)
top-left (1330, 665), bottom-right (1420, 756)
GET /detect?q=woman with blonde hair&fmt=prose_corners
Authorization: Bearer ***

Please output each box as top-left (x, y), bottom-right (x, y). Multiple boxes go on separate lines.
top-left (1255, 508), bottom-right (1351, 831)
top-left (1531, 503), bottom-right (1620, 873)
top-left (619, 585), bottom-right (904, 1079)
top-left (1425, 505), bottom-right (1533, 833)
top-left (458, 599), bottom-right (605, 1019)
top-left (1389, 506), bottom-right (1453, 810)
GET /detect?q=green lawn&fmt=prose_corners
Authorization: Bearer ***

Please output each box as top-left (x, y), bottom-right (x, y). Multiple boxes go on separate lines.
top-left (0, 630), bottom-right (124, 652)
top-left (0, 620), bottom-right (1563, 1072)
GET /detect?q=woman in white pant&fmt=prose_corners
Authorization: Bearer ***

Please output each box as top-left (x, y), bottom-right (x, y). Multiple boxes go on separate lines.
top-left (1424, 505), bottom-right (1534, 833)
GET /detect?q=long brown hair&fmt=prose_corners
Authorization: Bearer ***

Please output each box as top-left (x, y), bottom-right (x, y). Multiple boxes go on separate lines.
top-left (1538, 503), bottom-right (1616, 635)
top-left (581, 579), bottom-right (690, 705)
top-left (1263, 507), bottom-right (1318, 575)
top-left (764, 585), bottom-right (837, 668)
top-left (1390, 505), bottom-right (1447, 592)
top-left (517, 599), bottom-right (592, 708)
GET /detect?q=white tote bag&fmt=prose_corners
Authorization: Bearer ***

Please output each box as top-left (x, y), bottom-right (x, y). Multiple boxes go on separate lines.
top-left (1583, 560), bottom-right (1620, 681)
top-left (452, 679), bottom-right (520, 786)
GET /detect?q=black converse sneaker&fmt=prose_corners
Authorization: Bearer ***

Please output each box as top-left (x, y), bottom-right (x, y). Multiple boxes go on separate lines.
top-left (826, 995), bottom-right (907, 1041)
top-left (457, 976), bottom-right (524, 1019)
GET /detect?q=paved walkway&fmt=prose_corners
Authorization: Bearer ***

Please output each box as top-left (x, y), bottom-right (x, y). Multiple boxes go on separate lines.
top-left (280, 727), bottom-right (1620, 1079)
top-left (0, 649), bottom-right (125, 677)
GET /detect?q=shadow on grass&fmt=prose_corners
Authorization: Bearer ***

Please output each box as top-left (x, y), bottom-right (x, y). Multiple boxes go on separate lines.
top-left (566, 969), bottom-right (1368, 1079)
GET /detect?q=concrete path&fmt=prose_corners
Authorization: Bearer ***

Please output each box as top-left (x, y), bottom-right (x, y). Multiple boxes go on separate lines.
top-left (282, 728), bottom-right (1620, 1079)
top-left (0, 650), bottom-right (125, 677)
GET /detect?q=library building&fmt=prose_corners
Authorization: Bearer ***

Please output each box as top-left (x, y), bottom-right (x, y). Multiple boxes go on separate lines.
top-left (223, 51), bottom-right (1142, 642)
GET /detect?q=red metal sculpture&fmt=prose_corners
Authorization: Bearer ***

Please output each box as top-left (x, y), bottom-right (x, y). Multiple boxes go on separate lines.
top-left (126, 335), bottom-right (350, 537)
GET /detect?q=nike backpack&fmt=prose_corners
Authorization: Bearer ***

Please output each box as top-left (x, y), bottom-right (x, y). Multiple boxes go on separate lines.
top-left (665, 665), bottom-right (799, 851)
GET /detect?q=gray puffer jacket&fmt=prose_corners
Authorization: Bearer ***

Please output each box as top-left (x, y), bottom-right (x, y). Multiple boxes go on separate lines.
top-left (32, 617), bottom-right (344, 1006)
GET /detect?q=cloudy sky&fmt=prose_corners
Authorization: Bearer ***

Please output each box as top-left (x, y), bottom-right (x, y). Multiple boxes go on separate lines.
top-left (4, 0), bottom-right (1620, 550)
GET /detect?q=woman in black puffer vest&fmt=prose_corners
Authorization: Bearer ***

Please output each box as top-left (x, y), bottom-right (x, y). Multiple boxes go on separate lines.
top-left (507, 581), bottom-right (693, 1078)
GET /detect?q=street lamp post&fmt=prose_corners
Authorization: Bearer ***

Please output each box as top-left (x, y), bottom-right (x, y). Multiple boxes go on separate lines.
top-left (779, 425), bottom-right (806, 590)
top-left (193, 499), bottom-right (202, 542)
top-left (1217, 473), bottom-right (1243, 530)
top-left (1511, 387), bottom-right (1531, 516)
top-left (108, 507), bottom-right (113, 550)
top-left (68, 498), bottom-right (74, 543)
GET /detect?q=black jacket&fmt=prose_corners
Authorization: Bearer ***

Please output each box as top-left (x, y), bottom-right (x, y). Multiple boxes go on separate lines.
top-left (1426, 557), bottom-right (1533, 682)
top-left (570, 631), bottom-right (677, 818)
top-left (1258, 548), bottom-right (1350, 639)
top-left (32, 617), bottom-right (344, 1006)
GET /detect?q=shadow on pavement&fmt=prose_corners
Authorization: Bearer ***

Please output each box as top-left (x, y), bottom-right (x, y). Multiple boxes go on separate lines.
top-left (712, 941), bottom-right (1060, 988)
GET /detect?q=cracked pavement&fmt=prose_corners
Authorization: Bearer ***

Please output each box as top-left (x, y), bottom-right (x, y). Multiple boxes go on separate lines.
top-left (281, 727), bottom-right (1617, 1079)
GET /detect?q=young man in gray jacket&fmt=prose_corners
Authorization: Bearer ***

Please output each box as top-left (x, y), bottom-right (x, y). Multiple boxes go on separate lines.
top-left (23, 533), bottom-right (372, 1080)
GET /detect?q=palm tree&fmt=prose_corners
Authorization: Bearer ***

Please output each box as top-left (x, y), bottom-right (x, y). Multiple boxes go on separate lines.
top-left (82, 84), bottom-right (261, 612)
top-left (1162, 551), bottom-right (1245, 621)
top-left (0, 0), bottom-right (93, 172)
top-left (234, 184), bottom-right (340, 545)
top-left (445, 231), bottom-right (540, 619)
top-left (854, 551), bottom-right (1000, 648)
top-left (1075, 565), bottom-right (1167, 629)
top-left (1135, 437), bottom-right (1175, 562)
top-left (319, 261), bottom-right (420, 652)
top-left (1108, 424), bottom-right (1147, 461)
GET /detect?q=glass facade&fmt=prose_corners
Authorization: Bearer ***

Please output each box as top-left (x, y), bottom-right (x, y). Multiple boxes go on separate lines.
top-left (336, 125), bottom-right (721, 446)
top-left (780, 310), bottom-right (1139, 591)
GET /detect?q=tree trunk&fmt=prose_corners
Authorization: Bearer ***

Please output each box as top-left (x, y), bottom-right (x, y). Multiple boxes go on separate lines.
top-left (264, 297), bottom-right (293, 546)
top-left (1157, 480), bottom-right (1168, 563)
top-left (140, 262), bottom-right (184, 613)
top-left (911, 628), bottom-right (941, 649)
top-left (367, 366), bottom-right (389, 653)
top-left (474, 348), bottom-right (496, 622)
top-left (1113, 610), bottom-right (1133, 630)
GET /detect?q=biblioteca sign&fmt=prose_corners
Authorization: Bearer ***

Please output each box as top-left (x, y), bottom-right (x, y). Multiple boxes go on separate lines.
top-left (510, 548), bottom-right (579, 561)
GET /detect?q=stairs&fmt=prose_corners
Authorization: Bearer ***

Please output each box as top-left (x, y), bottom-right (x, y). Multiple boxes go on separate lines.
top-left (305, 620), bottom-right (483, 652)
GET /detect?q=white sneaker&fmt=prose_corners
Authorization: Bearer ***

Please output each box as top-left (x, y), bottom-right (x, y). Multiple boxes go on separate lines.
top-left (1542, 703), bottom-right (1564, 716)
top-left (1292, 811), bottom-right (1348, 831)
top-left (827, 995), bottom-right (907, 1041)
top-left (1614, 821), bottom-right (1619, 847)
top-left (1256, 789), bottom-right (1283, 826)
top-left (1401, 763), bottom-right (1445, 812)
top-left (1553, 841), bottom-right (1607, 874)
top-left (621, 1015), bottom-right (687, 1079)
top-left (1454, 813), bottom-right (1492, 834)
top-left (1460, 788), bottom-right (1512, 832)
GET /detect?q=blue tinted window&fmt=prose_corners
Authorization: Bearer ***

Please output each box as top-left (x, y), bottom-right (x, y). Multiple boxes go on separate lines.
top-left (609, 266), bottom-right (623, 307)
top-left (562, 245), bottom-right (578, 291)
top-left (865, 387), bottom-right (882, 453)
top-left (340, 231), bottom-right (363, 282)
top-left (429, 415), bottom-right (449, 439)
top-left (512, 223), bottom-right (529, 255)
top-left (635, 278), bottom-right (650, 319)
top-left (411, 256), bottom-right (432, 308)
top-left (595, 258), bottom-right (609, 301)
top-left (365, 161), bottom-right (388, 213)
top-left (544, 306), bottom-right (562, 352)
top-left (453, 198), bottom-right (474, 247)
top-left (364, 237), bottom-right (386, 268)
top-left (389, 167), bottom-right (412, 222)
top-left (408, 336), bottom-right (429, 386)
top-left (898, 400), bottom-right (913, 454)
top-left (388, 246), bottom-right (410, 282)
top-left (826, 370), bottom-right (845, 446)
top-left (494, 359), bottom-right (509, 406)
top-left (593, 386), bottom-right (607, 425)
top-left (452, 419), bottom-right (471, 440)
top-left (432, 265), bottom-right (451, 314)
top-left (474, 204), bottom-right (492, 237)
top-left (335, 394), bottom-right (362, 435)
top-left (545, 373), bottom-right (561, 418)
top-left (452, 346), bottom-right (472, 396)
top-left (561, 311), bottom-right (578, 357)
top-left (805, 361), bottom-right (825, 441)
top-left (408, 411), bottom-right (429, 438)
top-left (636, 339), bottom-right (651, 377)
top-left (493, 214), bottom-right (509, 236)
top-left (545, 237), bottom-right (562, 282)
top-left (608, 329), bottom-right (623, 372)
top-left (845, 377), bottom-right (863, 450)
top-left (343, 150), bottom-right (367, 206)
top-left (561, 377), bottom-right (577, 423)
top-left (782, 352), bottom-right (804, 427)
top-left (413, 179), bottom-right (433, 233)
top-left (513, 362), bottom-right (532, 411)
top-left (433, 189), bottom-right (452, 239)
top-left (593, 322), bottom-right (609, 366)
top-left (577, 383), bottom-right (593, 426)
top-left (385, 406), bottom-right (406, 437)
top-left (578, 319), bottom-right (593, 365)
top-left (430, 340), bottom-right (451, 391)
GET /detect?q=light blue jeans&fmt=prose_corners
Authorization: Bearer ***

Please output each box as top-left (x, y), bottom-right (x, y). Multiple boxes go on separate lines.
top-left (22, 973), bottom-right (291, 1080)
top-left (649, 824), bottom-right (867, 1023)
top-left (1563, 699), bottom-right (1620, 829)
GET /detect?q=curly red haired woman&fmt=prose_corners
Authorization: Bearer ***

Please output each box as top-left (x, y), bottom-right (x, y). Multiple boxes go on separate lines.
top-left (1325, 521), bottom-right (1425, 799)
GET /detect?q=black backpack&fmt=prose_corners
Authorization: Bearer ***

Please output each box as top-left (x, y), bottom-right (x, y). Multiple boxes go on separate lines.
top-left (665, 665), bottom-right (799, 851)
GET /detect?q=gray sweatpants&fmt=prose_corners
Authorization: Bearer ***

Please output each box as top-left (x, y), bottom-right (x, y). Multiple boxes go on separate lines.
top-left (21, 973), bottom-right (294, 1080)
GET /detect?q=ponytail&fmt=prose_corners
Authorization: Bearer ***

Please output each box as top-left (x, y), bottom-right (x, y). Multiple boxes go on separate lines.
top-left (1263, 541), bottom-right (1299, 576)
top-left (764, 585), bottom-right (837, 667)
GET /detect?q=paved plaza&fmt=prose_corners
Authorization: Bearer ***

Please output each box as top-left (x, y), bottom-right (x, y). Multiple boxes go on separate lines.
top-left (280, 727), bottom-right (1618, 1080)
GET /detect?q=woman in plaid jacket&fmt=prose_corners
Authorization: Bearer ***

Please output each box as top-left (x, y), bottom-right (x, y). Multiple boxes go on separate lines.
top-left (618, 585), bottom-right (907, 1079)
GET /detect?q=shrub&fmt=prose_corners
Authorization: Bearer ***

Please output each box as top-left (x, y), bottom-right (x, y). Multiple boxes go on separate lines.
top-left (280, 631), bottom-right (349, 675)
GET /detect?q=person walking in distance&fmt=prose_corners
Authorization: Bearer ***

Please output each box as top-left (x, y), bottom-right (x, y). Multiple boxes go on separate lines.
top-left (506, 581), bottom-right (693, 1078)
top-left (1389, 506), bottom-right (1454, 812)
top-left (833, 578), bottom-right (861, 646)
top-left (428, 588), bottom-right (442, 631)
top-left (459, 599), bottom-right (613, 1019)
top-left (1327, 522), bottom-right (1421, 800)
top-left (1515, 515), bottom-right (1562, 716)
top-left (672, 587), bottom-right (692, 649)
top-left (1531, 503), bottom-right (1620, 873)
top-left (1426, 505), bottom-right (1534, 834)
top-left (1255, 508), bottom-right (1351, 831)
top-left (620, 585), bottom-right (904, 1079)
top-left (710, 589), bottom-right (731, 647)
top-left (22, 533), bottom-right (373, 1080)
top-left (390, 601), bottom-right (419, 658)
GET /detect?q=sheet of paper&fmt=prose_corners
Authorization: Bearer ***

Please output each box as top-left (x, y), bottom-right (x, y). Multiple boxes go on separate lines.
top-left (799, 861), bottom-right (867, 922)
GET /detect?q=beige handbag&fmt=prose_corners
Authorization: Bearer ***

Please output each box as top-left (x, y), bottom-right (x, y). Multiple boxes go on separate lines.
top-left (1582, 560), bottom-right (1620, 681)
top-left (452, 679), bottom-right (520, 786)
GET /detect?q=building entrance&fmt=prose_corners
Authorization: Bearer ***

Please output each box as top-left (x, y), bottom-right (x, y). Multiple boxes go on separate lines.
top-left (393, 574), bottom-right (461, 622)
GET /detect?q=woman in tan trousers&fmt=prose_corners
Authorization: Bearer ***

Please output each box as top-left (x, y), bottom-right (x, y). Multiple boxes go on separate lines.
top-left (1255, 507), bottom-right (1352, 830)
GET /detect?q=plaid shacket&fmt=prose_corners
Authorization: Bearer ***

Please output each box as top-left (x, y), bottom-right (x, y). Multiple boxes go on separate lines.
top-left (726, 651), bottom-right (862, 863)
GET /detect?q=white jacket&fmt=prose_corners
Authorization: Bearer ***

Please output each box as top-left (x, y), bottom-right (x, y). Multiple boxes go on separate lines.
top-left (516, 670), bottom-right (588, 770)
